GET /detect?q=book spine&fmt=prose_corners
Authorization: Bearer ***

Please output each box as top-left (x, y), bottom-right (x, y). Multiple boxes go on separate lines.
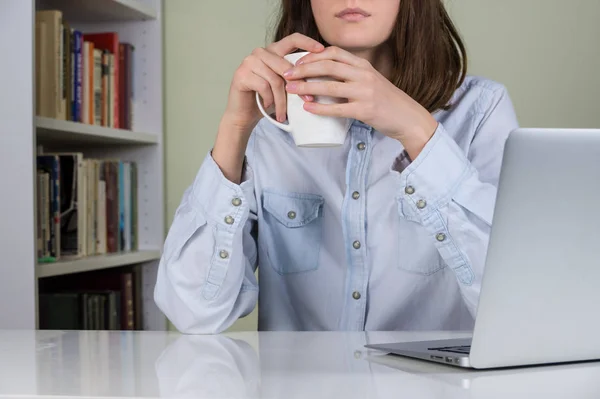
top-left (56, 13), bottom-right (65, 119)
top-left (123, 162), bottom-right (131, 252)
top-left (101, 51), bottom-right (109, 127)
top-left (36, 173), bottom-right (43, 259)
top-left (131, 163), bottom-right (137, 251)
top-left (78, 155), bottom-right (87, 256)
top-left (42, 173), bottom-right (50, 257)
top-left (93, 49), bottom-right (102, 126)
top-left (73, 31), bottom-right (82, 122)
top-left (82, 42), bottom-right (89, 124)
top-left (108, 54), bottom-right (114, 128)
top-left (88, 42), bottom-right (94, 124)
top-left (114, 44), bottom-right (120, 129)
top-left (105, 162), bottom-right (116, 253)
top-left (121, 273), bottom-right (134, 330)
top-left (63, 24), bottom-right (71, 121)
top-left (52, 157), bottom-right (61, 259)
top-left (119, 44), bottom-right (126, 129)
top-left (118, 161), bottom-right (124, 251)
top-left (97, 161), bottom-right (107, 254)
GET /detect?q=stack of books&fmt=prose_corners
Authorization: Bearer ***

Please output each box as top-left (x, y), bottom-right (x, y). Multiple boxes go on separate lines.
top-left (36, 154), bottom-right (138, 262)
top-left (35, 10), bottom-right (135, 130)
top-left (38, 267), bottom-right (144, 330)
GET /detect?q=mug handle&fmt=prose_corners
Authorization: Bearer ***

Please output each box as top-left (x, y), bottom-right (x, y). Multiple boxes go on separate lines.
top-left (255, 92), bottom-right (293, 133)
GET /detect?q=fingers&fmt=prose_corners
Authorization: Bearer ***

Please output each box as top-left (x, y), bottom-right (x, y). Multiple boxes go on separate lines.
top-left (247, 57), bottom-right (287, 122)
top-left (303, 101), bottom-right (356, 118)
top-left (296, 46), bottom-right (369, 68)
top-left (286, 80), bottom-right (358, 100)
top-left (247, 72), bottom-right (274, 114)
top-left (267, 32), bottom-right (325, 57)
top-left (284, 60), bottom-right (364, 82)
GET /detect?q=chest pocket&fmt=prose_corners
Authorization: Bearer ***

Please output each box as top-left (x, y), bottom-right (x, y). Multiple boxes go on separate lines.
top-left (397, 198), bottom-right (446, 276)
top-left (261, 190), bottom-right (324, 275)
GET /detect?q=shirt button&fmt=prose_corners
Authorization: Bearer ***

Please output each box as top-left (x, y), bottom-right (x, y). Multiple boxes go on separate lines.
top-left (405, 186), bottom-right (415, 195)
top-left (416, 199), bottom-right (427, 209)
top-left (287, 211), bottom-right (297, 219)
top-left (231, 197), bottom-right (242, 206)
top-left (357, 142), bottom-right (366, 151)
top-left (436, 233), bottom-right (446, 242)
top-left (352, 291), bottom-right (361, 300)
top-left (219, 250), bottom-right (229, 259)
top-left (224, 215), bottom-right (235, 225)
top-left (352, 191), bottom-right (360, 200)
top-left (353, 240), bottom-right (361, 249)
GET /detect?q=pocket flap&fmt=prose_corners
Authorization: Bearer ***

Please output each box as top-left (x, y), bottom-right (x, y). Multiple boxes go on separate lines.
top-left (263, 190), bottom-right (324, 228)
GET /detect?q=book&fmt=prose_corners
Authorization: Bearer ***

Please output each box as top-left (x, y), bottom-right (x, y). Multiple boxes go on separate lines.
top-left (73, 30), bottom-right (83, 122)
top-left (118, 161), bottom-right (125, 251)
top-left (39, 269), bottom-right (135, 330)
top-left (101, 50), bottom-right (110, 127)
top-left (37, 155), bottom-right (61, 259)
top-left (63, 22), bottom-right (72, 121)
top-left (119, 43), bottom-right (134, 130)
top-left (39, 292), bottom-right (81, 329)
top-left (82, 41), bottom-right (91, 124)
top-left (48, 153), bottom-right (86, 258)
top-left (35, 10), bottom-right (66, 119)
top-left (93, 49), bottom-right (103, 126)
top-left (105, 162), bottom-right (119, 253)
top-left (123, 162), bottom-right (131, 251)
top-left (83, 32), bottom-right (120, 129)
top-left (97, 161), bottom-right (107, 254)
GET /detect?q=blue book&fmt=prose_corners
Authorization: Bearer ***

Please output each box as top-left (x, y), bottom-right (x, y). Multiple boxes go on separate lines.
top-left (118, 161), bottom-right (125, 251)
top-left (73, 30), bottom-right (83, 122)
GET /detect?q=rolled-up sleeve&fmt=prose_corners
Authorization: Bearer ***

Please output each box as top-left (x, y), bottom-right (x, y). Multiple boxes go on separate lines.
top-left (393, 85), bottom-right (519, 316)
top-left (155, 136), bottom-right (259, 334)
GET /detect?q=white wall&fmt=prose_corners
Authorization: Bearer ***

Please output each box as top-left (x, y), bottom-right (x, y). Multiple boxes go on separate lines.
top-left (164, 0), bottom-right (599, 332)
top-left (446, 0), bottom-right (600, 128)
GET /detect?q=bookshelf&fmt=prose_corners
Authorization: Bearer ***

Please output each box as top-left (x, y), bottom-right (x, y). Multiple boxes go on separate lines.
top-left (0, 0), bottom-right (166, 331)
top-left (36, 117), bottom-right (159, 145)
top-left (36, 250), bottom-right (161, 278)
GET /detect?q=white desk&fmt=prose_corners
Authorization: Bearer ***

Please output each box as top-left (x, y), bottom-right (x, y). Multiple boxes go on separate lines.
top-left (1, 330), bottom-right (599, 398)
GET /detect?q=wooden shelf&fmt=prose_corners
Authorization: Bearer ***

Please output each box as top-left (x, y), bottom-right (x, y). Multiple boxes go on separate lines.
top-left (36, 250), bottom-right (161, 278)
top-left (36, 117), bottom-right (159, 146)
top-left (38, 0), bottom-right (158, 22)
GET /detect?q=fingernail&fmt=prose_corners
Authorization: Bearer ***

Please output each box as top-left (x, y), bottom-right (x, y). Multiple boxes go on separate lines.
top-left (296, 60), bottom-right (305, 65)
top-left (286, 82), bottom-right (297, 91)
top-left (283, 69), bottom-right (293, 78)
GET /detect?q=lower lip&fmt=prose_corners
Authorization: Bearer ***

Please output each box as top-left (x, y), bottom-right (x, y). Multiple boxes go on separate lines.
top-left (338, 13), bottom-right (369, 22)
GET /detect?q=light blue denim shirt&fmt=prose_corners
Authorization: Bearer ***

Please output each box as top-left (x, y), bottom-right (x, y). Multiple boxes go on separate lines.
top-left (155, 75), bottom-right (520, 334)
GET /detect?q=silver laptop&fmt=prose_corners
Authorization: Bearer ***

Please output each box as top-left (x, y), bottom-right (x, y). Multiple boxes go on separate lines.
top-left (366, 128), bottom-right (600, 369)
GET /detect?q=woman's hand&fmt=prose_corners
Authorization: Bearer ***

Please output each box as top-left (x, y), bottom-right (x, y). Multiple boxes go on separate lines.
top-left (220, 33), bottom-right (325, 137)
top-left (213, 34), bottom-right (324, 183)
top-left (283, 46), bottom-right (439, 159)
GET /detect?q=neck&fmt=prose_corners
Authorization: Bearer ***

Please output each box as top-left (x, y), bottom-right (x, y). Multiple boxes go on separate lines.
top-left (351, 45), bottom-right (393, 80)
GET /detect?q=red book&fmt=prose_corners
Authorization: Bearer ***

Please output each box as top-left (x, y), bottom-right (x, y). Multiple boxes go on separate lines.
top-left (119, 43), bottom-right (134, 130)
top-left (83, 32), bottom-right (120, 129)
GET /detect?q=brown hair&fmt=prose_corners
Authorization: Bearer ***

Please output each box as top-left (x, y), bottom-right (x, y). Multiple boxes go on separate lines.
top-left (273, 0), bottom-right (467, 113)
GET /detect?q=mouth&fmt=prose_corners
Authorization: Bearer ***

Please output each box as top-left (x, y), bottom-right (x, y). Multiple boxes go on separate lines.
top-left (335, 7), bottom-right (371, 22)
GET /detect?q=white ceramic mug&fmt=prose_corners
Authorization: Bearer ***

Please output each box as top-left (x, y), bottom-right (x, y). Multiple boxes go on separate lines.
top-left (255, 51), bottom-right (351, 147)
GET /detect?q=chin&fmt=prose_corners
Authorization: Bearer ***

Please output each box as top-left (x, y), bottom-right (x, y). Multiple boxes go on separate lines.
top-left (326, 35), bottom-right (382, 51)
top-left (323, 26), bottom-right (390, 53)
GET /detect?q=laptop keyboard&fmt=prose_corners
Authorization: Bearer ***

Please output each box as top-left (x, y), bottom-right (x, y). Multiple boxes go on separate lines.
top-left (429, 345), bottom-right (471, 355)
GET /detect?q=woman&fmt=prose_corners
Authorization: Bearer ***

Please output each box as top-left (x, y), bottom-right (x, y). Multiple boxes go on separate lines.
top-left (155, 0), bottom-right (519, 333)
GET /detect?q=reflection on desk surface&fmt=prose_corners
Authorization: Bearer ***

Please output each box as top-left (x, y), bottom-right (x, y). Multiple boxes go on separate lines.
top-left (0, 330), bottom-right (599, 398)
